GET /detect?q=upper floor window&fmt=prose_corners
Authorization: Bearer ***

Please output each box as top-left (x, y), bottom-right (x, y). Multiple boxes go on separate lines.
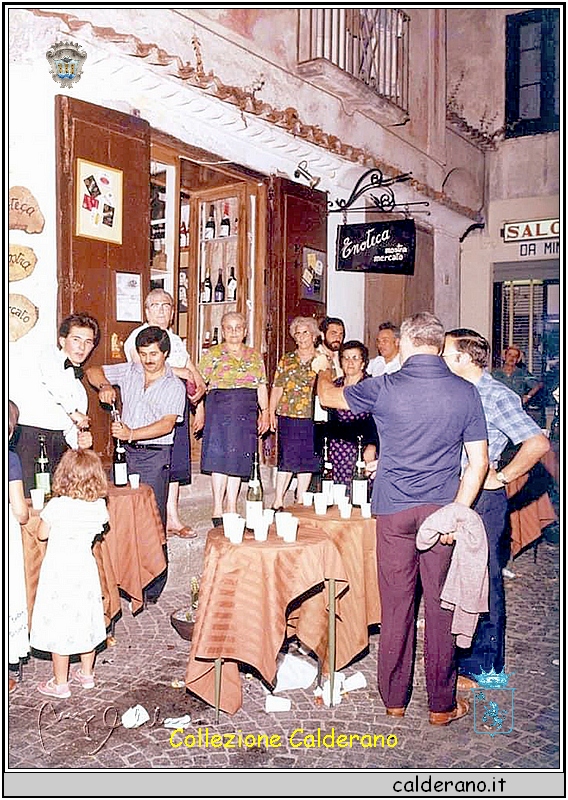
top-left (505, 9), bottom-right (559, 137)
top-left (298, 8), bottom-right (410, 114)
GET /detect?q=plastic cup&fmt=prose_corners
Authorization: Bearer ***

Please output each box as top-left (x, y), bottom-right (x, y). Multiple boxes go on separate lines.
top-left (227, 516), bottom-right (245, 544)
top-left (333, 484), bottom-right (347, 505)
top-left (265, 695), bottom-right (291, 712)
top-left (254, 518), bottom-right (270, 542)
top-left (128, 473), bottom-right (140, 489)
top-left (339, 503), bottom-right (352, 519)
top-left (263, 508), bottom-right (275, 524)
top-left (222, 512), bottom-right (240, 538)
top-left (302, 491), bottom-right (314, 507)
top-left (361, 502), bottom-right (372, 519)
top-left (282, 516), bottom-right (299, 543)
top-left (313, 493), bottom-right (327, 516)
top-left (275, 512), bottom-right (292, 537)
top-left (30, 488), bottom-right (45, 510)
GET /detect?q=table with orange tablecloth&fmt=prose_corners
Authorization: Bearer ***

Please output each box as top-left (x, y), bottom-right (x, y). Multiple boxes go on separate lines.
top-left (507, 448), bottom-right (558, 557)
top-left (291, 504), bottom-right (380, 664)
top-left (21, 483), bottom-right (166, 629)
top-left (185, 524), bottom-right (348, 715)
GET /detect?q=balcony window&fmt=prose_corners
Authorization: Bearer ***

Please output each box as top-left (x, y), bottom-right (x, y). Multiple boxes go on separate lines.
top-left (298, 9), bottom-right (410, 121)
top-left (505, 9), bottom-right (559, 137)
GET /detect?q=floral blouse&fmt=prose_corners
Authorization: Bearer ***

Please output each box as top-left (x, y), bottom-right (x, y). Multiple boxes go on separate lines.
top-left (272, 351), bottom-right (317, 419)
top-left (198, 344), bottom-right (267, 390)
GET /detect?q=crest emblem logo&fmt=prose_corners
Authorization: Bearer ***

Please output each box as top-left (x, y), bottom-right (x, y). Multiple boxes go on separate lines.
top-left (468, 668), bottom-right (516, 737)
top-left (46, 41), bottom-right (87, 88)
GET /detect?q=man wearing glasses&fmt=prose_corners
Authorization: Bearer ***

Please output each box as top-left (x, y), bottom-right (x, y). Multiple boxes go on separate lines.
top-left (442, 329), bottom-right (550, 688)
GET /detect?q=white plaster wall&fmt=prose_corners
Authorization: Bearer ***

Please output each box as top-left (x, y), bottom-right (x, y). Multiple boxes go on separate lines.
top-left (433, 231), bottom-right (462, 330)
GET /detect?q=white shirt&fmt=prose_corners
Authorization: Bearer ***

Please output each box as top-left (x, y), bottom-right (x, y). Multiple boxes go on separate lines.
top-left (313, 344), bottom-right (343, 422)
top-left (123, 323), bottom-right (189, 369)
top-left (368, 354), bottom-right (402, 377)
top-left (16, 346), bottom-right (88, 448)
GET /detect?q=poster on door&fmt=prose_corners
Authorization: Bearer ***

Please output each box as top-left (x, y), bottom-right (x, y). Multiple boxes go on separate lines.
top-left (76, 158), bottom-right (123, 244)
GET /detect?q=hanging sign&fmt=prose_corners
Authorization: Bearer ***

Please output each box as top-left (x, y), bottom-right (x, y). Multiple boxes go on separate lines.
top-left (9, 243), bottom-right (38, 281)
top-left (335, 219), bottom-right (415, 275)
top-left (9, 293), bottom-right (39, 341)
top-left (9, 186), bottom-right (45, 233)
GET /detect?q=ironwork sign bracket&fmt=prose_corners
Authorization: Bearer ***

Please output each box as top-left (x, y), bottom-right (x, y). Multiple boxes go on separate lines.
top-left (328, 168), bottom-right (430, 218)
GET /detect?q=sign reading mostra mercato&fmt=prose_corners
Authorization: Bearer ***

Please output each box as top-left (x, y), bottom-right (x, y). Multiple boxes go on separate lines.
top-left (335, 219), bottom-right (415, 275)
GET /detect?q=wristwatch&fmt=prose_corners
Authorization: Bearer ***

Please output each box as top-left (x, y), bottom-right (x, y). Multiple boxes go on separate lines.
top-left (496, 471), bottom-right (509, 485)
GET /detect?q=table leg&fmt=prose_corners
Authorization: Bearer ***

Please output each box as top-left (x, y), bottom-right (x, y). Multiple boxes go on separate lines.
top-left (214, 657), bottom-right (223, 723)
top-left (327, 578), bottom-right (336, 707)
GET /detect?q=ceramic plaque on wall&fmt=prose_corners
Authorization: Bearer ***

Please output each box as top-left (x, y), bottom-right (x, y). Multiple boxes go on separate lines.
top-left (9, 293), bottom-right (39, 341)
top-left (9, 186), bottom-right (45, 233)
top-left (9, 243), bottom-right (38, 282)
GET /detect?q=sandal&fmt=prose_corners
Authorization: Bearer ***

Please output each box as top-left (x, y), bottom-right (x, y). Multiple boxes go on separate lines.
top-left (71, 667), bottom-right (95, 689)
top-left (167, 527), bottom-right (198, 539)
top-left (37, 677), bottom-right (71, 699)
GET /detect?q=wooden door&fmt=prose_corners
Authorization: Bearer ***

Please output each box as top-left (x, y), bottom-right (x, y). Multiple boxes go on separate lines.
top-left (55, 97), bottom-right (150, 460)
top-left (264, 177), bottom-right (328, 383)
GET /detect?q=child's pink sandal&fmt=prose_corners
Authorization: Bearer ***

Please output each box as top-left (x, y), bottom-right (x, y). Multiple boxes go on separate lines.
top-left (37, 678), bottom-right (71, 699)
top-left (71, 667), bottom-right (95, 689)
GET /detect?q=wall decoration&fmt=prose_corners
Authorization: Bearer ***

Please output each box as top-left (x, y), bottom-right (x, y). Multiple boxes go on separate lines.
top-left (115, 272), bottom-right (142, 322)
top-left (9, 186), bottom-right (45, 233)
top-left (301, 247), bottom-right (326, 303)
top-left (76, 159), bottom-right (123, 244)
top-left (9, 293), bottom-right (39, 341)
top-left (9, 243), bottom-right (38, 282)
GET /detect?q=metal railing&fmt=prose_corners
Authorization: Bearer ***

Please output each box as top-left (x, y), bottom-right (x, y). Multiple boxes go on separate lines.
top-left (298, 8), bottom-right (410, 113)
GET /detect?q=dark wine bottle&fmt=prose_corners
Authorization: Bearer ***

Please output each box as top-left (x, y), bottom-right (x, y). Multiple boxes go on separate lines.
top-left (34, 434), bottom-right (51, 499)
top-left (211, 327), bottom-right (219, 346)
top-left (227, 266), bottom-right (237, 301)
top-left (204, 204), bottom-right (216, 239)
top-left (113, 440), bottom-right (128, 487)
top-left (201, 270), bottom-right (212, 303)
top-left (351, 435), bottom-right (369, 506)
top-left (214, 269), bottom-right (225, 302)
top-left (321, 436), bottom-right (334, 506)
top-left (219, 202), bottom-right (231, 237)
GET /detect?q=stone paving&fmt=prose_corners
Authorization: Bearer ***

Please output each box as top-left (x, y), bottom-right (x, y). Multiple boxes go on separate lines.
top-left (8, 471), bottom-right (560, 771)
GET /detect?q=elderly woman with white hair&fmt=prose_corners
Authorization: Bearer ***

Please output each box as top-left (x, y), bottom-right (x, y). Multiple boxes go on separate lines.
top-left (268, 316), bottom-right (322, 511)
top-left (194, 311), bottom-right (269, 526)
top-left (123, 288), bottom-right (205, 538)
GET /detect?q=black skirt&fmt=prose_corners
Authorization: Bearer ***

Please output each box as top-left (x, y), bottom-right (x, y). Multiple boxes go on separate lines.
top-left (201, 388), bottom-right (258, 478)
top-left (277, 416), bottom-right (320, 473)
top-left (170, 392), bottom-right (191, 485)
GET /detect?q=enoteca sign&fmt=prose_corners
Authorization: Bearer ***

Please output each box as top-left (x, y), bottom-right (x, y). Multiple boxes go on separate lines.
top-left (336, 219), bottom-right (415, 275)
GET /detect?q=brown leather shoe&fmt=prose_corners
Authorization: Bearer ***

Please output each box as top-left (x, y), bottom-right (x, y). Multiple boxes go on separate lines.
top-left (386, 707), bottom-right (406, 717)
top-left (457, 675), bottom-right (478, 691)
top-left (429, 697), bottom-right (469, 726)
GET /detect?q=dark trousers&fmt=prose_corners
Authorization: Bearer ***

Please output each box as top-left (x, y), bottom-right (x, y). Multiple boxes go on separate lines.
top-left (15, 424), bottom-right (68, 494)
top-left (377, 504), bottom-right (457, 713)
top-left (125, 445), bottom-right (171, 601)
top-left (457, 488), bottom-right (508, 676)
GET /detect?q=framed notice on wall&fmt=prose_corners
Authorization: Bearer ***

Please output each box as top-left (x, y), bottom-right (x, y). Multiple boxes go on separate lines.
top-left (301, 247), bottom-right (326, 302)
top-left (76, 158), bottom-right (123, 244)
top-left (336, 219), bottom-right (415, 275)
top-left (115, 272), bottom-right (142, 322)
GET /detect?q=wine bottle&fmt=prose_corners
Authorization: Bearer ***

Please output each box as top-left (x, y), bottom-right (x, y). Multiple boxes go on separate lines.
top-left (321, 436), bottom-right (334, 506)
top-left (201, 269), bottom-right (212, 303)
top-left (351, 436), bottom-right (369, 507)
top-left (179, 220), bottom-right (187, 248)
top-left (214, 269), bottom-right (225, 302)
top-left (202, 330), bottom-right (211, 353)
top-left (227, 266), bottom-right (237, 301)
top-left (245, 451), bottom-right (264, 529)
top-left (113, 440), bottom-right (128, 487)
top-left (211, 327), bottom-right (219, 346)
top-left (219, 202), bottom-right (231, 237)
top-left (34, 434), bottom-right (51, 499)
top-left (204, 204), bottom-right (216, 239)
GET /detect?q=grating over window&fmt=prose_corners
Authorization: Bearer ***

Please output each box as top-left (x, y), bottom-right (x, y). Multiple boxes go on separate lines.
top-left (298, 8), bottom-right (410, 113)
top-left (498, 281), bottom-right (544, 375)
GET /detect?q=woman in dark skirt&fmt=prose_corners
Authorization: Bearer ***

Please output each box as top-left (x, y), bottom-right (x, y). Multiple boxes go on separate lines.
top-left (269, 316), bottom-right (322, 510)
top-left (194, 312), bottom-right (269, 525)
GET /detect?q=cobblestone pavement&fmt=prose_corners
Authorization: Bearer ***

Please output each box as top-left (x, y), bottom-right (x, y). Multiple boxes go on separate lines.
top-left (8, 472), bottom-right (560, 771)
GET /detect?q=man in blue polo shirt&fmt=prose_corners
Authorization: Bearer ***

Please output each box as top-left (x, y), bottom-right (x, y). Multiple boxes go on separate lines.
top-left (318, 312), bottom-right (488, 726)
top-left (442, 329), bottom-right (549, 687)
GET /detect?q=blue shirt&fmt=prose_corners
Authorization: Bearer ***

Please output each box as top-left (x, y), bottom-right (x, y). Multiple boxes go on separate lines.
top-left (344, 354), bottom-right (488, 515)
top-left (473, 371), bottom-right (542, 466)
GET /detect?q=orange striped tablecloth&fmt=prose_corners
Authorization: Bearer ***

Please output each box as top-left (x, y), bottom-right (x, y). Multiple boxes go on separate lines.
top-left (507, 450), bottom-right (558, 557)
top-left (185, 524), bottom-right (348, 715)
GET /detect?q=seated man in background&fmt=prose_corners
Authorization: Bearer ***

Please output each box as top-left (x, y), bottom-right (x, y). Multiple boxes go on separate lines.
top-left (368, 321), bottom-right (401, 377)
top-left (493, 345), bottom-right (544, 427)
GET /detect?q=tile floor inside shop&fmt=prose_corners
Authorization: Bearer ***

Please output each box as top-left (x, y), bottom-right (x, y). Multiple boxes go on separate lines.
top-left (8, 469), bottom-right (560, 770)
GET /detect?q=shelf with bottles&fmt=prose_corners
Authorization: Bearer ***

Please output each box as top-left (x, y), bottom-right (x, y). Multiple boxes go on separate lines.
top-left (200, 197), bottom-right (239, 243)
